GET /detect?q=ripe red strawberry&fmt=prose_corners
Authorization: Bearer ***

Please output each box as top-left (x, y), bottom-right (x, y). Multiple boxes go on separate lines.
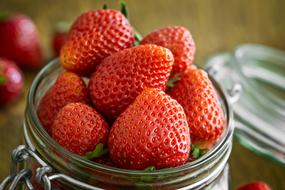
top-left (169, 67), bottom-right (225, 149)
top-left (52, 102), bottom-right (109, 156)
top-left (52, 31), bottom-right (67, 56)
top-left (108, 88), bottom-right (190, 170)
top-left (0, 58), bottom-right (23, 105)
top-left (89, 44), bottom-right (174, 121)
top-left (141, 26), bottom-right (195, 75)
top-left (236, 181), bottom-right (271, 190)
top-left (37, 72), bottom-right (89, 134)
top-left (0, 14), bottom-right (42, 68)
top-left (60, 9), bottom-right (135, 76)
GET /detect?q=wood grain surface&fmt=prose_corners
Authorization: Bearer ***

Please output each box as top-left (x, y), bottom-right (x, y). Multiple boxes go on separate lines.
top-left (0, 0), bottom-right (284, 189)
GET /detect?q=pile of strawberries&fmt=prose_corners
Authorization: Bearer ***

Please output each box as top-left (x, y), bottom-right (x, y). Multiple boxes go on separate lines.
top-left (37, 4), bottom-right (225, 170)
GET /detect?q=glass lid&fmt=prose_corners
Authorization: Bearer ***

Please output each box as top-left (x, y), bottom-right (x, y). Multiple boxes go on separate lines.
top-left (205, 44), bottom-right (285, 166)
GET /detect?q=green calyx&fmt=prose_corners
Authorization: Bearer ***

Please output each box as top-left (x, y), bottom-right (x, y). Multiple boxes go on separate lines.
top-left (167, 74), bottom-right (181, 88)
top-left (0, 11), bottom-right (10, 22)
top-left (134, 28), bottom-right (143, 45)
top-left (0, 75), bottom-right (6, 85)
top-left (120, 1), bottom-right (142, 46)
top-left (144, 166), bottom-right (156, 172)
top-left (120, 1), bottom-right (129, 19)
top-left (191, 144), bottom-right (208, 159)
top-left (85, 143), bottom-right (108, 160)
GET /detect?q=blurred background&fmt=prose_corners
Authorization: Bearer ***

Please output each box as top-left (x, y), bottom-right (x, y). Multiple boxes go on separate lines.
top-left (0, 0), bottom-right (284, 189)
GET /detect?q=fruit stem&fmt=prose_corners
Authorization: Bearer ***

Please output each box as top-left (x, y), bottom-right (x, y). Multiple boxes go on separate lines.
top-left (103, 4), bottom-right (108, 10)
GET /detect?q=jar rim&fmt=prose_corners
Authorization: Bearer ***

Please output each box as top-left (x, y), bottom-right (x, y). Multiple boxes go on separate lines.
top-left (26, 59), bottom-right (234, 176)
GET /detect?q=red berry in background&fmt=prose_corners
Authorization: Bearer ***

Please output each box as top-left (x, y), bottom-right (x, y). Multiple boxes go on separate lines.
top-left (236, 181), bottom-right (272, 190)
top-left (0, 58), bottom-right (23, 105)
top-left (141, 26), bottom-right (195, 75)
top-left (89, 44), bottom-right (174, 121)
top-left (0, 14), bottom-right (42, 68)
top-left (37, 72), bottom-right (89, 134)
top-left (108, 88), bottom-right (190, 170)
top-left (169, 67), bottom-right (225, 149)
top-left (52, 31), bottom-right (68, 56)
top-left (60, 9), bottom-right (135, 76)
top-left (51, 22), bottom-right (69, 56)
top-left (52, 102), bottom-right (109, 156)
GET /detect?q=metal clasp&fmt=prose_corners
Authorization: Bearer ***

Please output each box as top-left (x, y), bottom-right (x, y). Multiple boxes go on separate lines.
top-left (0, 145), bottom-right (104, 190)
top-left (0, 145), bottom-right (52, 190)
top-left (227, 83), bottom-right (242, 104)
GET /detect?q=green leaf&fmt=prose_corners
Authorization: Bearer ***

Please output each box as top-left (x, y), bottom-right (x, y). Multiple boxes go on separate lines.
top-left (0, 75), bottom-right (6, 85)
top-left (102, 4), bottom-right (108, 10)
top-left (192, 147), bottom-right (201, 159)
top-left (135, 182), bottom-right (152, 190)
top-left (167, 74), bottom-right (181, 88)
top-left (0, 12), bottom-right (9, 22)
top-left (139, 166), bottom-right (156, 182)
top-left (144, 166), bottom-right (156, 172)
top-left (120, 1), bottom-right (129, 19)
top-left (119, 1), bottom-right (142, 46)
top-left (85, 143), bottom-right (108, 160)
top-left (134, 28), bottom-right (143, 45)
top-left (190, 144), bottom-right (208, 159)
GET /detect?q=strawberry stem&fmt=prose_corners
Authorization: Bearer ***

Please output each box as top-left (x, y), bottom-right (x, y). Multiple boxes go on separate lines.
top-left (120, 1), bottom-right (142, 45)
top-left (85, 143), bottom-right (108, 160)
top-left (103, 4), bottom-right (108, 9)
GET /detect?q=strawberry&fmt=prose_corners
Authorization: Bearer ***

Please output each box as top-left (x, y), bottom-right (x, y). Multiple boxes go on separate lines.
top-left (108, 88), bottom-right (190, 170)
top-left (52, 31), bottom-right (67, 56)
top-left (236, 181), bottom-right (272, 190)
top-left (0, 58), bottom-right (23, 105)
top-left (141, 26), bottom-right (195, 75)
top-left (0, 14), bottom-right (42, 68)
top-left (52, 102), bottom-right (109, 156)
top-left (51, 22), bottom-right (69, 56)
top-left (88, 44), bottom-right (174, 121)
top-left (60, 9), bottom-right (135, 76)
top-left (169, 67), bottom-right (225, 149)
top-left (37, 72), bottom-right (89, 134)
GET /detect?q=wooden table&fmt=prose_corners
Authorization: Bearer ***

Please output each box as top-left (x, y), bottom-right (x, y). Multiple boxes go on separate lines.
top-left (0, 0), bottom-right (284, 189)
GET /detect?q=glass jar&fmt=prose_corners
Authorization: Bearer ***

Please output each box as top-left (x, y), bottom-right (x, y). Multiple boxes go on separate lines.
top-left (206, 44), bottom-right (285, 166)
top-left (1, 59), bottom-right (236, 190)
